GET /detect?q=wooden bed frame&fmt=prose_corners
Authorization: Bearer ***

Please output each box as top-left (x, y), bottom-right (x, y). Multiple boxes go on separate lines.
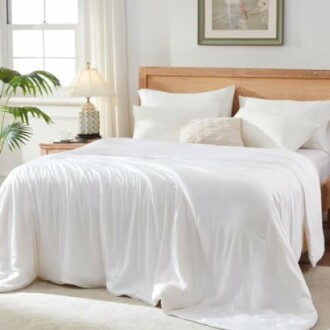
top-left (139, 67), bottom-right (330, 226)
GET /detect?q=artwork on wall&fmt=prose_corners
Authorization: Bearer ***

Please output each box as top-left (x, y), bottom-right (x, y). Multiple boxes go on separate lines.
top-left (198, 0), bottom-right (284, 45)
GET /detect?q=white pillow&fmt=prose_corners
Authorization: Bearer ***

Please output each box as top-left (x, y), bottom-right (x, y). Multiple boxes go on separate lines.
top-left (180, 117), bottom-right (244, 147)
top-left (235, 108), bottom-right (321, 151)
top-left (138, 86), bottom-right (236, 117)
top-left (239, 96), bottom-right (330, 152)
top-left (133, 104), bottom-right (220, 142)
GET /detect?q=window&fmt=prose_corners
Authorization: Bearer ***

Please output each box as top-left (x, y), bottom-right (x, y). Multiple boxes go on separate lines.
top-left (3, 0), bottom-right (80, 86)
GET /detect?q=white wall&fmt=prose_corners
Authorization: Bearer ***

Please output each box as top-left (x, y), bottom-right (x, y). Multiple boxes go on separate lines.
top-left (126, 0), bottom-right (330, 106)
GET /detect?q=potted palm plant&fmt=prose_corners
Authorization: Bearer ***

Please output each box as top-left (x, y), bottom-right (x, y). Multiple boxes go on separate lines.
top-left (0, 67), bottom-right (60, 154)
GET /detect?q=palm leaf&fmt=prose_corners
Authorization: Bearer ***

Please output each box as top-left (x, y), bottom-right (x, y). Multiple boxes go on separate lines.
top-left (1, 105), bottom-right (53, 125)
top-left (8, 75), bottom-right (35, 95)
top-left (33, 71), bottom-right (60, 88)
top-left (0, 67), bottom-right (20, 84)
top-left (0, 122), bottom-right (33, 151)
top-left (6, 70), bottom-right (61, 96)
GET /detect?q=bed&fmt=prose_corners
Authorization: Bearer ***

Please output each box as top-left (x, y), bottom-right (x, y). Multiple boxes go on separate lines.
top-left (0, 67), bottom-right (329, 330)
top-left (139, 66), bottom-right (330, 225)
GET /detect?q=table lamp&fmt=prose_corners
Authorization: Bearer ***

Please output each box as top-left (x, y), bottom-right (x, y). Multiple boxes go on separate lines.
top-left (67, 62), bottom-right (109, 139)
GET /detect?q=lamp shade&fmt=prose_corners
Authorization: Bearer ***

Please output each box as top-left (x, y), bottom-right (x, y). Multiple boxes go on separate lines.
top-left (67, 64), bottom-right (109, 97)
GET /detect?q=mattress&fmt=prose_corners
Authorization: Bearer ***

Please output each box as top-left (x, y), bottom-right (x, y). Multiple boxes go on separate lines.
top-left (297, 149), bottom-right (330, 182)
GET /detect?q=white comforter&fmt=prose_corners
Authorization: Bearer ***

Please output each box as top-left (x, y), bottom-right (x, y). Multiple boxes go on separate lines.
top-left (0, 138), bottom-right (325, 330)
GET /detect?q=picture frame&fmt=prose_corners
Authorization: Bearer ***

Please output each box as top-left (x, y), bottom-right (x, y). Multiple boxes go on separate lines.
top-left (198, 0), bottom-right (284, 46)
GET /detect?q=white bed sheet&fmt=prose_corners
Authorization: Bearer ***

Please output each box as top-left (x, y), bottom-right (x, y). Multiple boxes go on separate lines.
top-left (0, 139), bottom-right (325, 330)
top-left (297, 149), bottom-right (330, 182)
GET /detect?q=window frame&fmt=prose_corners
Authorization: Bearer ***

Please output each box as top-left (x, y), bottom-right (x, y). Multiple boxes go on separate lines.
top-left (0, 0), bottom-right (84, 105)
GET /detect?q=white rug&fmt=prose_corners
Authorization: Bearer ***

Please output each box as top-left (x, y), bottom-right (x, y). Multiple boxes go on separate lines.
top-left (0, 266), bottom-right (329, 330)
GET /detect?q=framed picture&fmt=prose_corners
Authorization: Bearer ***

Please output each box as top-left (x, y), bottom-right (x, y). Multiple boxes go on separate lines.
top-left (198, 0), bottom-right (284, 45)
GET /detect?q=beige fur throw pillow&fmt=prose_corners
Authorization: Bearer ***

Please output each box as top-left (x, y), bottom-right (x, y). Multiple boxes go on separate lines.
top-left (180, 117), bottom-right (244, 146)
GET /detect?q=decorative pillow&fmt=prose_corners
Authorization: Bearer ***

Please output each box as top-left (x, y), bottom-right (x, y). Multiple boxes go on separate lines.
top-left (235, 107), bottom-right (321, 151)
top-left (180, 117), bottom-right (244, 147)
top-left (133, 104), bottom-right (221, 142)
top-left (138, 85), bottom-right (236, 117)
top-left (239, 96), bottom-right (330, 152)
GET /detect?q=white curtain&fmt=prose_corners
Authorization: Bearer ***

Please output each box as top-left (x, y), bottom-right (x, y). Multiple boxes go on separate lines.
top-left (81, 0), bottom-right (131, 137)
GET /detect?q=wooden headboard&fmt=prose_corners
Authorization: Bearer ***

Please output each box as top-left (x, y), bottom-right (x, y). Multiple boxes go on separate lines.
top-left (139, 67), bottom-right (330, 115)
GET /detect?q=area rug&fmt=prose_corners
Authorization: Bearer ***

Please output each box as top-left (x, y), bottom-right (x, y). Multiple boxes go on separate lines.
top-left (0, 266), bottom-right (329, 330)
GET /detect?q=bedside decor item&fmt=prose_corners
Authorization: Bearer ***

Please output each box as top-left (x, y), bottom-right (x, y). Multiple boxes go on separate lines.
top-left (57, 131), bottom-right (72, 141)
top-left (198, 0), bottom-right (284, 45)
top-left (0, 67), bottom-right (60, 154)
top-left (67, 63), bottom-right (109, 139)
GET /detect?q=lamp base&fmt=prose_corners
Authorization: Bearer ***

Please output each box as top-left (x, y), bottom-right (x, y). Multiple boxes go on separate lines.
top-left (76, 133), bottom-right (101, 140)
top-left (78, 105), bottom-right (100, 138)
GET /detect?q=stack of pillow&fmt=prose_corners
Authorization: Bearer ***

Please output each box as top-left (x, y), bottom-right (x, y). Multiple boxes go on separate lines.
top-left (133, 87), bottom-right (330, 153)
top-left (134, 86), bottom-right (236, 143)
top-left (237, 97), bottom-right (330, 152)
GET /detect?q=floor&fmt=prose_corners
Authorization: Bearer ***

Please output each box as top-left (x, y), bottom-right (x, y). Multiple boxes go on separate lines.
top-left (0, 267), bottom-right (330, 330)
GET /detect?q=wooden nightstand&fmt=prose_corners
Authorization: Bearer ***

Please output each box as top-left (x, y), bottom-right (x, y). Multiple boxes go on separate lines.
top-left (39, 142), bottom-right (88, 155)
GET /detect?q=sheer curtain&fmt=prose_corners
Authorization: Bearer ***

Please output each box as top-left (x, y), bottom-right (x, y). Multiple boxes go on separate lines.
top-left (81, 0), bottom-right (131, 137)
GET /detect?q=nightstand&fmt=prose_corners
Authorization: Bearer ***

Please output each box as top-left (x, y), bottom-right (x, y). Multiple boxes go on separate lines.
top-left (39, 142), bottom-right (88, 155)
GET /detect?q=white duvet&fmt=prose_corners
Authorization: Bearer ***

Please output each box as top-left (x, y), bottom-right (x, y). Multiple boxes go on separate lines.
top-left (0, 138), bottom-right (325, 330)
